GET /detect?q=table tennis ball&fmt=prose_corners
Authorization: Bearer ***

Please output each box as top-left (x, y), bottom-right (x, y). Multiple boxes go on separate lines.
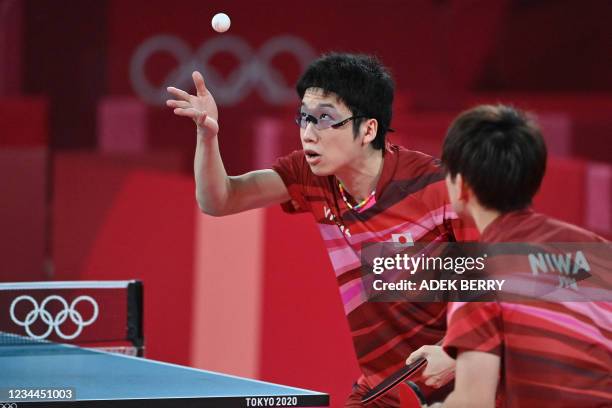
top-left (212, 13), bottom-right (231, 33)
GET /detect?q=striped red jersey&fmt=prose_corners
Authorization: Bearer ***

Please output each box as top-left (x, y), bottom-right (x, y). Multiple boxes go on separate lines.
top-left (444, 210), bottom-right (612, 408)
top-left (273, 144), bottom-right (478, 403)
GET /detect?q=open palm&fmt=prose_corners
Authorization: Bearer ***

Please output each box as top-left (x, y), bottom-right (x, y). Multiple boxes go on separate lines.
top-left (166, 71), bottom-right (219, 138)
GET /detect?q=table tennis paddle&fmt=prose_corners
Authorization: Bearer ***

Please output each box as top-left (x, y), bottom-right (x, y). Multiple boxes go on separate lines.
top-left (361, 357), bottom-right (427, 405)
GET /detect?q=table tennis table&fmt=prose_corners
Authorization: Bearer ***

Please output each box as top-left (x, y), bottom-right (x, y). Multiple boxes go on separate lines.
top-left (0, 334), bottom-right (329, 407)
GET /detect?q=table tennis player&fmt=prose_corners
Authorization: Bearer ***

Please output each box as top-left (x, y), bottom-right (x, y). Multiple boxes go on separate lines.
top-left (414, 104), bottom-right (611, 407)
top-left (166, 52), bottom-right (478, 406)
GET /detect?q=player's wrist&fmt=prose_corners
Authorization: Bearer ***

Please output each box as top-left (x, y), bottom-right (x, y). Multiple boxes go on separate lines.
top-left (196, 128), bottom-right (218, 142)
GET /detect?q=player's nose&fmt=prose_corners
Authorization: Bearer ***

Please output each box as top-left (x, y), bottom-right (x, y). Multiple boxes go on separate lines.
top-left (301, 123), bottom-right (318, 144)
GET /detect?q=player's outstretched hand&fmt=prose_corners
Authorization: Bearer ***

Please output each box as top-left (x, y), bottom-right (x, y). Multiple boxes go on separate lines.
top-left (406, 345), bottom-right (455, 389)
top-left (166, 71), bottom-right (219, 138)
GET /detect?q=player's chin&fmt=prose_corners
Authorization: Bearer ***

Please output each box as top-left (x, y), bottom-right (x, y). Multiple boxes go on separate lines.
top-left (309, 163), bottom-right (333, 176)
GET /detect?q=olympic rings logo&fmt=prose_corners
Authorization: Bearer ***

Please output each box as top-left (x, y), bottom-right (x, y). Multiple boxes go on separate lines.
top-left (130, 34), bottom-right (316, 106)
top-left (10, 295), bottom-right (99, 340)
top-left (0, 403), bottom-right (17, 408)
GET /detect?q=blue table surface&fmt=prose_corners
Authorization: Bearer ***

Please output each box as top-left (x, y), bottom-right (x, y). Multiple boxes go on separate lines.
top-left (0, 344), bottom-right (326, 401)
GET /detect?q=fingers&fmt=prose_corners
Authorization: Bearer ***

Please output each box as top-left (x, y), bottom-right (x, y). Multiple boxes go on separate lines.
top-left (424, 372), bottom-right (452, 389)
top-left (192, 71), bottom-right (208, 96)
top-left (166, 99), bottom-right (190, 109)
top-left (172, 107), bottom-right (202, 120)
top-left (406, 346), bottom-right (428, 365)
top-left (173, 107), bottom-right (207, 127)
top-left (167, 86), bottom-right (192, 101)
top-left (172, 108), bottom-right (219, 133)
top-left (424, 376), bottom-right (440, 388)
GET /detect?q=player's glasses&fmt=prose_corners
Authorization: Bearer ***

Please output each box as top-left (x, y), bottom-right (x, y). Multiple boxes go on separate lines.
top-left (294, 112), bottom-right (366, 131)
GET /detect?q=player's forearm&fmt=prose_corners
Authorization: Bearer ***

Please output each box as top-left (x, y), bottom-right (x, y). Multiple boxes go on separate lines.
top-left (194, 133), bottom-right (232, 216)
top-left (442, 391), bottom-right (492, 408)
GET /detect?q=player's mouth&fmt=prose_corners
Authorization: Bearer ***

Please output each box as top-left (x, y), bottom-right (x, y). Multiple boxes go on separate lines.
top-left (305, 150), bottom-right (322, 165)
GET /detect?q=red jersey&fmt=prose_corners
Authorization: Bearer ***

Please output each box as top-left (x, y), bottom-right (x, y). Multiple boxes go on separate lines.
top-left (273, 144), bottom-right (478, 404)
top-left (444, 210), bottom-right (612, 408)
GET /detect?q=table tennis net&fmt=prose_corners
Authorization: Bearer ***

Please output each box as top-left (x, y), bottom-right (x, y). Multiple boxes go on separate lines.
top-left (0, 280), bottom-right (144, 356)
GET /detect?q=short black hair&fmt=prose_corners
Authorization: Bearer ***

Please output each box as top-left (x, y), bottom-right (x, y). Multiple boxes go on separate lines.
top-left (296, 53), bottom-right (394, 150)
top-left (441, 104), bottom-right (547, 212)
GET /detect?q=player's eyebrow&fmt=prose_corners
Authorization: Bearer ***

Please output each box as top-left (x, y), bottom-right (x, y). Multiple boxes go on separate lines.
top-left (300, 102), bottom-right (338, 110)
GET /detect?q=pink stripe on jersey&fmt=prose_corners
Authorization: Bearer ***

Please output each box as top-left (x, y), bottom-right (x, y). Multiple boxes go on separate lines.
top-left (322, 206), bottom-right (457, 273)
top-left (326, 245), bottom-right (361, 275)
top-left (342, 286), bottom-right (369, 315)
top-left (344, 205), bottom-right (457, 245)
top-left (562, 302), bottom-right (612, 331)
top-left (317, 222), bottom-right (346, 241)
top-left (503, 303), bottom-right (612, 349)
top-left (340, 278), bottom-right (364, 304)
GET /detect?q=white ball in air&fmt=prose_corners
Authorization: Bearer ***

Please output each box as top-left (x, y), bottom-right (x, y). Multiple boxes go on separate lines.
top-left (212, 13), bottom-right (231, 33)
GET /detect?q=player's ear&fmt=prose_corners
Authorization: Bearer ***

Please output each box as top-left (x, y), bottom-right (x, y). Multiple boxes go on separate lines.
top-left (362, 118), bottom-right (378, 145)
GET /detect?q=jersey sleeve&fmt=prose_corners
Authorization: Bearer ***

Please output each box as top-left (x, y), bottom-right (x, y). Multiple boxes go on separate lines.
top-left (443, 302), bottom-right (504, 359)
top-left (271, 150), bottom-right (311, 214)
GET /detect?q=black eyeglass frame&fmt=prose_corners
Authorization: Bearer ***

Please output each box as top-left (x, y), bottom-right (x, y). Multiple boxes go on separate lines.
top-left (295, 112), bottom-right (395, 133)
top-left (294, 112), bottom-right (367, 130)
